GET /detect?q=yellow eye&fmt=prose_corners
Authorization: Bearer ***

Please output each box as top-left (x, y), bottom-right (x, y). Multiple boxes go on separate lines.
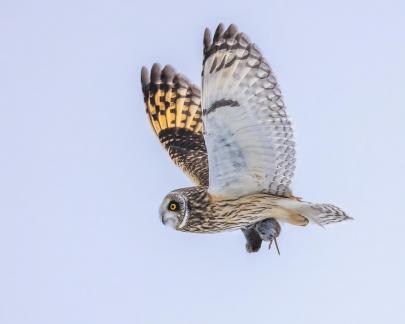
top-left (168, 201), bottom-right (179, 211)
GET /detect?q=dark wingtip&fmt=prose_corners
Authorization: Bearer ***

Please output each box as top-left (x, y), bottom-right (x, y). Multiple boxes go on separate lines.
top-left (141, 66), bottom-right (149, 87)
top-left (223, 24), bottom-right (238, 38)
top-left (213, 23), bottom-right (225, 42)
top-left (173, 73), bottom-right (191, 88)
top-left (162, 65), bottom-right (175, 83)
top-left (203, 28), bottom-right (212, 50)
top-left (150, 63), bottom-right (161, 83)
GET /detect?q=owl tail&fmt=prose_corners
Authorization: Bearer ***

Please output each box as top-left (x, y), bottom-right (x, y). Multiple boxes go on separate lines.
top-left (276, 199), bottom-right (352, 227)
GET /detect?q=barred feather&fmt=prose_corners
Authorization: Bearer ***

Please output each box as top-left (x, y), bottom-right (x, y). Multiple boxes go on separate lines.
top-left (274, 198), bottom-right (352, 226)
top-left (202, 24), bottom-right (295, 199)
top-left (141, 64), bottom-right (208, 186)
top-left (142, 64), bottom-right (203, 134)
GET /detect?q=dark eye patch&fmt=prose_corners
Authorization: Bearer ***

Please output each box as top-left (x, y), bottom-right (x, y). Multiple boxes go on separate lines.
top-left (168, 200), bottom-right (179, 211)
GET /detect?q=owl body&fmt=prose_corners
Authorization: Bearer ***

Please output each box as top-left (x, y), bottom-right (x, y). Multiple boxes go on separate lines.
top-left (161, 186), bottom-right (311, 233)
top-left (142, 23), bottom-right (351, 252)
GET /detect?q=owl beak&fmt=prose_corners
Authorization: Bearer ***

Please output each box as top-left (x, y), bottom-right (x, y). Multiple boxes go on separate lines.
top-left (161, 213), bottom-right (179, 229)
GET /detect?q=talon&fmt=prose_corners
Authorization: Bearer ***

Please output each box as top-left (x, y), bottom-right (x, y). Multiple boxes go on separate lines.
top-left (274, 237), bottom-right (280, 255)
top-left (268, 237), bottom-right (281, 255)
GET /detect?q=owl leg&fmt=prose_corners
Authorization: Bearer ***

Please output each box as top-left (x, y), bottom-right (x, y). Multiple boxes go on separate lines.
top-left (255, 219), bottom-right (281, 255)
top-left (241, 227), bottom-right (262, 253)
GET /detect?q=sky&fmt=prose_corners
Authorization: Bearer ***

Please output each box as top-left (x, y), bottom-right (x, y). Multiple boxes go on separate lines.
top-left (1, 0), bottom-right (405, 323)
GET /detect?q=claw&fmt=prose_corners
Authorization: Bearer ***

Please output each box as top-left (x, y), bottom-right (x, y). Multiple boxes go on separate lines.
top-left (274, 237), bottom-right (280, 255)
top-left (268, 237), bottom-right (280, 255)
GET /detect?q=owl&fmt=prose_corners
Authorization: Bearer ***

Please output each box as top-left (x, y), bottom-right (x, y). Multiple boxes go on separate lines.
top-left (141, 23), bottom-right (351, 253)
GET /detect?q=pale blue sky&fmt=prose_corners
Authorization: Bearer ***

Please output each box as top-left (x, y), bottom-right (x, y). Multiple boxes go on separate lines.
top-left (1, 0), bottom-right (405, 323)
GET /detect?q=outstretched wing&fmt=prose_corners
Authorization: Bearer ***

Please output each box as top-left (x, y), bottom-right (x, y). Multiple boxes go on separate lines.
top-left (141, 64), bottom-right (209, 186)
top-left (202, 24), bottom-right (295, 198)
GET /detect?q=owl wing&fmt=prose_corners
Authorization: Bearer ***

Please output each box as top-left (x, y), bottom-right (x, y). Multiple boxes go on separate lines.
top-left (141, 64), bottom-right (209, 186)
top-left (202, 24), bottom-right (295, 198)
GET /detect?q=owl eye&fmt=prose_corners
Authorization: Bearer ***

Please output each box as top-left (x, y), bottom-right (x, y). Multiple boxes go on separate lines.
top-left (168, 201), bottom-right (179, 211)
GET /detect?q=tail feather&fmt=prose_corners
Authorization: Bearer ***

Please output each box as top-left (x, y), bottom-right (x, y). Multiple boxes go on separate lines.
top-left (300, 203), bottom-right (352, 226)
top-left (275, 199), bottom-right (352, 226)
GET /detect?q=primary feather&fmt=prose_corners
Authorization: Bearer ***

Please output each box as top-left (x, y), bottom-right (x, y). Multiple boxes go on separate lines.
top-left (202, 24), bottom-right (295, 199)
top-left (141, 64), bottom-right (209, 186)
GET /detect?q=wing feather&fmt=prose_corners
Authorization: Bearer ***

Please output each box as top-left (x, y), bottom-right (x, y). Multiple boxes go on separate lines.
top-left (202, 24), bottom-right (295, 198)
top-left (142, 64), bottom-right (208, 186)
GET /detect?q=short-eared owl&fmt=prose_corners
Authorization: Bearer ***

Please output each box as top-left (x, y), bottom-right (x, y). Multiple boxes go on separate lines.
top-left (141, 23), bottom-right (351, 253)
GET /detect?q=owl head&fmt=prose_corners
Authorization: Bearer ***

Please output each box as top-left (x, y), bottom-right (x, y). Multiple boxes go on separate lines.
top-left (159, 192), bottom-right (190, 230)
top-left (159, 186), bottom-right (208, 230)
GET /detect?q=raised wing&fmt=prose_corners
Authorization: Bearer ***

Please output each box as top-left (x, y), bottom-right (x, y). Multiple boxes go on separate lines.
top-left (141, 64), bottom-right (208, 186)
top-left (202, 24), bottom-right (295, 198)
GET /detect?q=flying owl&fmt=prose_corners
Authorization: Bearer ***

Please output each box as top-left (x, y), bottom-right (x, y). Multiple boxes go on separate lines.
top-left (141, 23), bottom-right (351, 253)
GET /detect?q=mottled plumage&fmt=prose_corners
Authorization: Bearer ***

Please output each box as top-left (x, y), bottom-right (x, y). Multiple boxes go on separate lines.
top-left (202, 24), bottom-right (295, 198)
top-left (141, 64), bottom-right (208, 186)
top-left (141, 23), bottom-right (351, 253)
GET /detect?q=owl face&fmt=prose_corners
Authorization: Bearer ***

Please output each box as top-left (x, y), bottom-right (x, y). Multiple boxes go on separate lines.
top-left (159, 192), bottom-right (189, 230)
